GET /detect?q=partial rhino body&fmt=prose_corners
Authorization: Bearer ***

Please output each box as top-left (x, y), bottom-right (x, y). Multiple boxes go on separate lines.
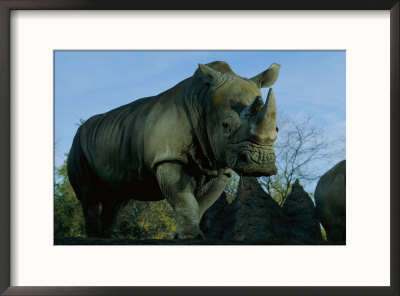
top-left (67, 61), bottom-right (280, 238)
top-left (314, 160), bottom-right (346, 241)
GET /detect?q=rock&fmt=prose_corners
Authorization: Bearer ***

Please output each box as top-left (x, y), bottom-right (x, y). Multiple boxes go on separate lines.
top-left (282, 179), bottom-right (322, 241)
top-left (201, 178), bottom-right (323, 243)
top-left (199, 192), bottom-right (230, 239)
top-left (201, 177), bottom-right (289, 241)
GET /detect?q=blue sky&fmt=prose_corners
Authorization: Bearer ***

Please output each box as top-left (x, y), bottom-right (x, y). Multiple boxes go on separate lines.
top-left (55, 50), bottom-right (345, 191)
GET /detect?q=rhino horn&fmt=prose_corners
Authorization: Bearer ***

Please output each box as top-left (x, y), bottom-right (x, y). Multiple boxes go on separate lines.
top-left (251, 88), bottom-right (277, 144)
top-left (240, 96), bottom-right (264, 118)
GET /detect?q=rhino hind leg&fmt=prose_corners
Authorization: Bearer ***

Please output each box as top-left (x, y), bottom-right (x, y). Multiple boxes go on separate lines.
top-left (324, 216), bottom-right (346, 241)
top-left (318, 206), bottom-right (346, 242)
top-left (81, 200), bottom-right (101, 238)
top-left (100, 200), bottom-right (126, 238)
top-left (327, 227), bottom-right (346, 241)
top-left (156, 162), bottom-right (204, 239)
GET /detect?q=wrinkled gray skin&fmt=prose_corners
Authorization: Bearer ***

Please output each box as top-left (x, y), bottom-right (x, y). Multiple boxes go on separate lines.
top-left (314, 160), bottom-right (346, 241)
top-left (67, 61), bottom-right (280, 239)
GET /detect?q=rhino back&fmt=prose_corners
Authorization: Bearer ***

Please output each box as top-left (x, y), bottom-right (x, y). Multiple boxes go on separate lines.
top-left (315, 160), bottom-right (346, 208)
top-left (77, 97), bottom-right (158, 187)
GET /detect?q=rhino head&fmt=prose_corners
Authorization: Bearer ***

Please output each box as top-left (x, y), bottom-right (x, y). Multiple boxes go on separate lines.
top-left (197, 61), bottom-right (280, 177)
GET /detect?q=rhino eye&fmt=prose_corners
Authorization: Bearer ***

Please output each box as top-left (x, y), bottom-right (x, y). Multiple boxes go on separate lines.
top-left (222, 122), bottom-right (231, 133)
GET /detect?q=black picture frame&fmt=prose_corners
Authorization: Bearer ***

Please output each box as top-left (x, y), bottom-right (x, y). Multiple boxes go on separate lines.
top-left (0, 1), bottom-right (399, 295)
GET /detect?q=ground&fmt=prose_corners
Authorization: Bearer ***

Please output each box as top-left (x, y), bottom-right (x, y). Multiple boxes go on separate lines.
top-left (54, 238), bottom-right (345, 245)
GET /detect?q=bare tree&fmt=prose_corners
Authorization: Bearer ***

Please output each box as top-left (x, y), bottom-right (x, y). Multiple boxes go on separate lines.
top-left (259, 115), bottom-right (342, 206)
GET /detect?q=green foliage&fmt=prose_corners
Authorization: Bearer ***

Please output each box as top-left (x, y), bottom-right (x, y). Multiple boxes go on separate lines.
top-left (54, 119), bottom-right (87, 238)
top-left (321, 226), bottom-right (327, 240)
top-left (75, 119), bottom-right (86, 127)
top-left (114, 200), bottom-right (146, 239)
top-left (114, 200), bottom-right (177, 239)
top-left (224, 173), bottom-right (240, 203)
top-left (54, 159), bottom-right (85, 238)
top-left (138, 200), bottom-right (177, 239)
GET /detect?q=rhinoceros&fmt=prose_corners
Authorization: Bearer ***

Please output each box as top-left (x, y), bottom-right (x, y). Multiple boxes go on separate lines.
top-left (67, 61), bottom-right (280, 239)
top-left (314, 160), bottom-right (346, 241)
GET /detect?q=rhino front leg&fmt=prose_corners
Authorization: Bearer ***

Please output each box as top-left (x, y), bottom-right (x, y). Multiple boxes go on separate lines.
top-left (156, 162), bottom-right (204, 239)
top-left (197, 175), bottom-right (228, 222)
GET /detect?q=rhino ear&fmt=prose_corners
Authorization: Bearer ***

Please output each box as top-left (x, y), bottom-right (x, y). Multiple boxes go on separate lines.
top-left (250, 63), bottom-right (280, 88)
top-left (198, 63), bottom-right (220, 84)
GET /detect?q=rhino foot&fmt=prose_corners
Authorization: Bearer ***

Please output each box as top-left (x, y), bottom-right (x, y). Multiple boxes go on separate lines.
top-left (172, 227), bottom-right (205, 240)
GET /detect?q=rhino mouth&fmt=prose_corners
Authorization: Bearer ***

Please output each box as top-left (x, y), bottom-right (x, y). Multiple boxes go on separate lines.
top-left (232, 142), bottom-right (277, 177)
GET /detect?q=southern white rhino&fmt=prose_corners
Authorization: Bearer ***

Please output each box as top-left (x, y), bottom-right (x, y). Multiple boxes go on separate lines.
top-left (314, 160), bottom-right (346, 241)
top-left (67, 61), bottom-right (280, 238)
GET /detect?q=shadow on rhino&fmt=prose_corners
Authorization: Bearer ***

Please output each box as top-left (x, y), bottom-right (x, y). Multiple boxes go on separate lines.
top-left (67, 61), bottom-right (281, 239)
